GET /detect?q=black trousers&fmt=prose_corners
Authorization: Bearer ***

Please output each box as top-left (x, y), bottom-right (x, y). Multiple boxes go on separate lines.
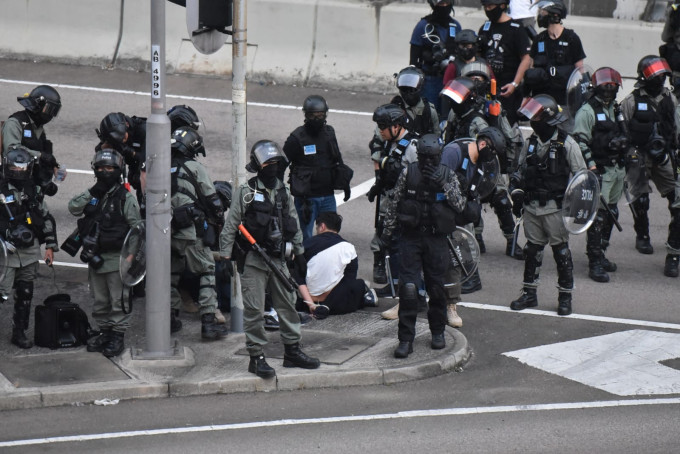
top-left (397, 233), bottom-right (448, 342)
top-left (296, 275), bottom-right (366, 315)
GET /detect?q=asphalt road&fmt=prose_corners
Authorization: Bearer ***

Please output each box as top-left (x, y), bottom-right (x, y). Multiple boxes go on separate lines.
top-left (0, 59), bottom-right (679, 453)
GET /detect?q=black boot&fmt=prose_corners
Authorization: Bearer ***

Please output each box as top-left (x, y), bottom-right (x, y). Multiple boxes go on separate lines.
top-left (373, 252), bottom-right (387, 284)
top-left (249, 354), bottom-right (276, 378)
top-left (664, 254), bottom-right (679, 277)
top-left (557, 292), bottom-right (572, 316)
top-left (283, 343), bottom-right (320, 369)
top-left (587, 215), bottom-right (609, 282)
top-left (588, 258), bottom-right (610, 283)
top-left (170, 309), bottom-right (182, 333)
top-left (394, 340), bottom-right (413, 358)
top-left (102, 331), bottom-right (125, 358)
top-left (431, 333), bottom-right (445, 350)
top-left (510, 288), bottom-right (538, 310)
top-left (632, 196), bottom-right (653, 254)
top-left (635, 235), bottom-right (653, 254)
top-left (461, 270), bottom-right (482, 294)
top-left (601, 207), bottom-right (617, 272)
top-left (11, 300), bottom-right (33, 349)
top-left (475, 233), bottom-right (486, 254)
top-left (87, 328), bottom-right (112, 352)
top-left (201, 313), bottom-right (228, 340)
top-left (601, 254), bottom-right (617, 272)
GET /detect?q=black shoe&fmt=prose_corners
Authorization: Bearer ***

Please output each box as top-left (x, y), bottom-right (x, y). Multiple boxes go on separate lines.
top-left (557, 293), bottom-right (572, 316)
top-left (201, 313), bottom-right (228, 341)
top-left (249, 355), bottom-right (276, 378)
top-left (635, 236), bottom-right (653, 254)
top-left (510, 288), bottom-right (537, 311)
top-left (375, 283), bottom-right (398, 298)
top-left (461, 271), bottom-right (482, 294)
top-left (87, 328), bottom-right (112, 352)
top-left (373, 253), bottom-right (387, 284)
top-left (394, 341), bottom-right (413, 358)
top-left (171, 309), bottom-right (182, 333)
top-left (283, 343), bottom-right (320, 369)
top-left (297, 312), bottom-right (313, 325)
top-left (102, 331), bottom-right (125, 358)
top-left (431, 333), bottom-right (446, 350)
top-left (10, 327), bottom-right (33, 349)
top-left (664, 254), bottom-right (679, 278)
top-left (362, 281), bottom-right (378, 307)
top-left (506, 238), bottom-right (524, 260)
top-left (602, 256), bottom-right (617, 272)
top-left (588, 261), bottom-right (610, 283)
top-left (264, 314), bottom-right (280, 330)
top-left (475, 234), bottom-right (486, 254)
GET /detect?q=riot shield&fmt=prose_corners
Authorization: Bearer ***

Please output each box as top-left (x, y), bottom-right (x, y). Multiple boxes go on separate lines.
top-left (0, 239), bottom-right (9, 282)
top-left (452, 138), bottom-right (501, 200)
top-left (562, 169), bottom-right (600, 234)
top-left (120, 222), bottom-right (146, 287)
top-left (448, 226), bottom-right (481, 285)
top-left (565, 64), bottom-right (594, 119)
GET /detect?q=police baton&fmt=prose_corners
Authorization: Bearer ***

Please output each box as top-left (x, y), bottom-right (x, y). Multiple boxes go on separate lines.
top-left (599, 195), bottom-right (623, 232)
top-left (384, 253), bottom-right (396, 298)
top-left (511, 215), bottom-right (522, 258)
top-left (237, 224), bottom-right (298, 293)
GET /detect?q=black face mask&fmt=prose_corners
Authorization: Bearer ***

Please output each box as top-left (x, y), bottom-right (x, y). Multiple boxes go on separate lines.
top-left (484, 6), bottom-right (504, 23)
top-left (451, 99), bottom-right (472, 117)
top-left (595, 85), bottom-right (619, 104)
top-left (431, 5), bottom-right (451, 25)
top-left (258, 163), bottom-right (279, 189)
top-left (418, 154), bottom-right (441, 172)
top-left (304, 118), bottom-right (325, 135)
top-left (400, 89), bottom-right (421, 107)
top-left (537, 14), bottom-right (550, 29)
top-left (458, 46), bottom-right (476, 62)
top-left (644, 77), bottom-right (665, 97)
top-left (94, 169), bottom-right (122, 189)
top-left (530, 120), bottom-right (556, 143)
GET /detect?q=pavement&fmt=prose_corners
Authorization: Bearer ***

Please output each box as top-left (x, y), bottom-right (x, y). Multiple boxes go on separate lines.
top-left (0, 265), bottom-right (470, 411)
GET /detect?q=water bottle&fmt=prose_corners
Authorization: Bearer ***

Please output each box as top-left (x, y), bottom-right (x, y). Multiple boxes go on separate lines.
top-left (54, 167), bottom-right (67, 185)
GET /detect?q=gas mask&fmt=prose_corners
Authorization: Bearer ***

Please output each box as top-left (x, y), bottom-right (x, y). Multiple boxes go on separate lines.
top-left (399, 88), bottom-right (421, 107)
top-left (304, 114), bottom-right (326, 135)
top-left (537, 13), bottom-right (550, 28)
top-left (94, 168), bottom-right (122, 188)
top-left (644, 76), bottom-right (666, 97)
top-left (258, 162), bottom-right (279, 189)
top-left (457, 45), bottom-right (476, 62)
top-left (595, 85), bottom-right (619, 104)
top-left (530, 120), bottom-right (556, 143)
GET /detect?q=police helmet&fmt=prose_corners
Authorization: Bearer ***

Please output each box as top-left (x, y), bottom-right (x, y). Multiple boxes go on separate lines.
top-left (533, 0), bottom-right (567, 21)
top-left (17, 85), bottom-right (61, 124)
top-left (591, 67), bottom-right (623, 88)
top-left (460, 61), bottom-right (493, 82)
top-left (302, 95), bottom-right (329, 114)
top-left (480, 0), bottom-right (508, 5)
top-left (417, 134), bottom-right (443, 157)
top-left (428, 0), bottom-right (454, 12)
top-left (476, 127), bottom-right (506, 155)
top-left (455, 29), bottom-right (477, 45)
top-left (247, 140), bottom-right (287, 173)
top-left (2, 146), bottom-right (34, 181)
top-left (440, 77), bottom-right (476, 105)
top-left (213, 180), bottom-right (233, 210)
top-left (171, 126), bottom-right (206, 158)
top-left (372, 104), bottom-right (408, 129)
top-left (396, 66), bottom-right (425, 91)
top-left (167, 104), bottom-right (200, 131)
top-left (97, 112), bottom-right (129, 145)
top-left (637, 55), bottom-right (671, 81)
top-left (91, 148), bottom-right (125, 170)
top-left (517, 94), bottom-right (566, 125)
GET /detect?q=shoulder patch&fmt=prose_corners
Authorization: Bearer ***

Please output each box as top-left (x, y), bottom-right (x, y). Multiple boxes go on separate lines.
top-left (398, 138), bottom-right (410, 147)
top-left (511, 22), bottom-right (520, 28)
top-left (482, 21), bottom-right (491, 31)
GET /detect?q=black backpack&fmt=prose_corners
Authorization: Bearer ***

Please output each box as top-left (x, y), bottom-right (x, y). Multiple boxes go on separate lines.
top-left (34, 294), bottom-right (94, 349)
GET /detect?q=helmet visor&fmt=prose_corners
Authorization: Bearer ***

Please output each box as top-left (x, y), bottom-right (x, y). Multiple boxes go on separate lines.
top-left (642, 59), bottom-right (671, 80)
top-left (92, 149), bottom-right (124, 170)
top-left (41, 99), bottom-right (61, 119)
top-left (252, 141), bottom-right (286, 167)
top-left (397, 73), bottom-right (422, 89)
top-left (592, 68), bottom-right (622, 87)
top-left (517, 97), bottom-right (547, 121)
top-left (440, 79), bottom-right (472, 104)
top-left (531, 0), bottom-right (560, 11)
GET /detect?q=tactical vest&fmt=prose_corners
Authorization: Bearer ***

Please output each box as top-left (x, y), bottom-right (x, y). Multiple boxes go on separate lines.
top-left (532, 29), bottom-right (577, 92)
top-left (419, 17), bottom-right (458, 75)
top-left (447, 110), bottom-right (485, 143)
top-left (9, 111), bottom-right (50, 153)
top-left (242, 177), bottom-right (298, 255)
top-left (391, 96), bottom-right (433, 137)
top-left (0, 182), bottom-right (47, 245)
top-left (380, 132), bottom-right (418, 189)
top-left (78, 185), bottom-right (129, 253)
top-left (628, 90), bottom-right (676, 152)
top-left (288, 125), bottom-right (338, 197)
top-left (397, 162), bottom-right (457, 235)
top-left (587, 98), bottom-right (620, 164)
top-left (524, 131), bottom-right (570, 204)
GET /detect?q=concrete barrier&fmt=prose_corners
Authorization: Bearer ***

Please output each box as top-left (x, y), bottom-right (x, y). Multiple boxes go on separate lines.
top-left (0, 0), bottom-right (667, 92)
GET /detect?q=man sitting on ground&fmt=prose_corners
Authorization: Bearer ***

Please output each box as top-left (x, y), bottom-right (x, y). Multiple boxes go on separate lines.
top-left (295, 211), bottom-right (378, 317)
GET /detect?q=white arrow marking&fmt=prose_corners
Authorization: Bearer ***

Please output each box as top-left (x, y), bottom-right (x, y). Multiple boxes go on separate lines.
top-left (504, 330), bottom-right (680, 396)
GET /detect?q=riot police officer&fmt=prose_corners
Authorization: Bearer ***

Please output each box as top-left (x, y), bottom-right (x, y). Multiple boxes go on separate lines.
top-left (67, 148), bottom-right (142, 357)
top-left (441, 77), bottom-right (490, 143)
top-left (525, 1), bottom-right (586, 106)
top-left (219, 140), bottom-right (319, 378)
top-left (167, 104), bottom-right (201, 132)
top-left (478, 0), bottom-right (532, 125)
top-left (0, 145), bottom-right (58, 348)
top-left (2, 85), bottom-right (62, 197)
top-left (380, 134), bottom-right (466, 358)
top-left (621, 56), bottom-right (680, 277)
top-left (573, 67), bottom-right (626, 283)
top-left (367, 104), bottom-right (418, 288)
top-left (391, 66), bottom-right (441, 137)
top-left (509, 95), bottom-right (586, 315)
top-left (282, 95), bottom-right (351, 241)
top-left (169, 127), bottom-right (228, 340)
top-left (441, 30), bottom-right (482, 118)
top-left (96, 112), bottom-right (147, 195)
top-left (410, 1), bottom-right (462, 114)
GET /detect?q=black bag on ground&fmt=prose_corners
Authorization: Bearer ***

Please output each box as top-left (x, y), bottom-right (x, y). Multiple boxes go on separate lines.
top-left (34, 294), bottom-right (93, 349)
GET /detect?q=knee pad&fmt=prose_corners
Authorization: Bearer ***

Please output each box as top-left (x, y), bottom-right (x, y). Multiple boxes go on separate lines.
top-left (632, 195), bottom-right (650, 218)
top-left (399, 283), bottom-right (418, 301)
top-left (552, 243), bottom-right (572, 270)
top-left (523, 242), bottom-right (543, 260)
top-left (491, 189), bottom-right (510, 209)
top-left (14, 281), bottom-right (33, 301)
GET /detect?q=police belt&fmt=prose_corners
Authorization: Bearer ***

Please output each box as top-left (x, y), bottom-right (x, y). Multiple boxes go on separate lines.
top-left (525, 190), bottom-right (564, 207)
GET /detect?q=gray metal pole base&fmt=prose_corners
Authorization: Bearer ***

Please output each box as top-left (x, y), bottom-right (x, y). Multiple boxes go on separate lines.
top-left (129, 341), bottom-right (195, 367)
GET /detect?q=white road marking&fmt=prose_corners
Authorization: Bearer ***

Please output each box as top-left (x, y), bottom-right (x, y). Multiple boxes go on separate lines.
top-left (1, 397), bottom-right (678, 447)
top-left (504, 330), bottom-right (680, 396)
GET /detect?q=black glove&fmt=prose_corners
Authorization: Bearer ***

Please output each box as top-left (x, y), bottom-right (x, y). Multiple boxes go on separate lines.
top-left (343, 187), bottom-right (351, 202)
top-left (511, 189), bottom-right (525, 218)
top-left (367, 183), bottom-right (381, 203)
top-left (478, 144), bottom-right (495, 163)
top-left (294, 255), bottom-right (307, 279)
top-left (39, 152), bottom-right (58, 169)
top-left (422, 164), bottom-right (447, 188)
top-left (89, 180), bottom-right (109, 199)
top-left (120, 145), bottom-right (136, 163)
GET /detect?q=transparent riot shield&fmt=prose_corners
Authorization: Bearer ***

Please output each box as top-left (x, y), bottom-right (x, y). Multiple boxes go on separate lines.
top-left (120, 222), bottom-right (146, 287)
top-left (447, 226), bottom-right (481, 285)
top-left (562, 169), bottom-right (601, 234)
top-left (565, 64), bottom-right (594, 120)
top-left (0, 239), bottom-right (9, 282)
top-left (452, 138), bottom-right (501, 200)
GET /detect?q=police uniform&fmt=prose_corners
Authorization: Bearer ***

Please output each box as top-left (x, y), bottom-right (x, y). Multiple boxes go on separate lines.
top-left (68, 184), bottom-right (141, 333)
top-left (621, 85), bottom-right (680, 262)
top-left (390, 96), bottom-right (441, 137)
top-left (219, 177), bottom-right (305, 357)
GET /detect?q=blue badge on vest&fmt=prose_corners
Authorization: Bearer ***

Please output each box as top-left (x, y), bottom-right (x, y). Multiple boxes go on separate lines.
top-left (538, 42), bottom-right (545, 53)
top-left (638, 103), bottom-right (648, 111)
top-left (89, 198), bottom-right (99, 205)
top-left (5, 195), bottom-right (14, 203)
top-left (449, 26), bottom-right (456, 38)
top-left (170, 167), bottom-right (178, 173)
top-left (483, 21), bottom-right (491, 31)
top-left (23, 130), bottom-right (32, 138)
top-left (462, 157), bottom-right (469, 170)
top-left (398, 138), bottom-right (410, 147)
top-left (253, 192), bottom-right (265, 202)
top-left (596, 113), bottom-right (606, 122)
top-left (528, 144), bottom-right (535, 154)
top-left (304, 144), bottom-right (317, 155)
top-left (436, 193), bottom-right (446, 201)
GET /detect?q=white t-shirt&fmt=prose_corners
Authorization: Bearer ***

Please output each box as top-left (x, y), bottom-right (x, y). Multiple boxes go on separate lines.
top-left (306, 241), bottom-right (357, 296)
top-left (509, 0), bottom-right (534, 20)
